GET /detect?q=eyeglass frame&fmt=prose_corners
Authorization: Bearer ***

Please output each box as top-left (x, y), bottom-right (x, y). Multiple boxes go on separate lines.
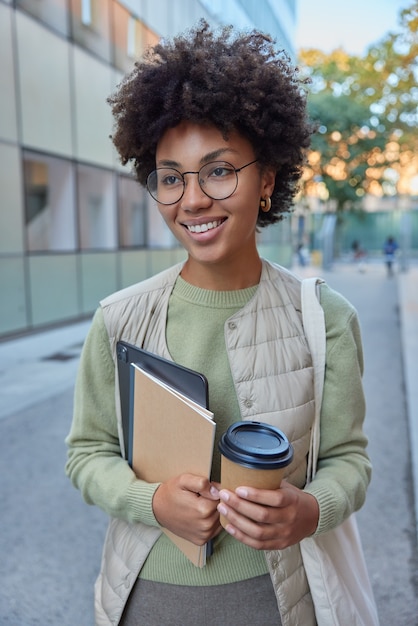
top-left (146, 159), bottom-right (259, 205)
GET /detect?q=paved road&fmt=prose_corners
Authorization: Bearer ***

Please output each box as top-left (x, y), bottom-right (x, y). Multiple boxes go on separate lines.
top-left (0, 390), bottom-right (107, 626)
top-left (0, 262), bottom-right (417, 625)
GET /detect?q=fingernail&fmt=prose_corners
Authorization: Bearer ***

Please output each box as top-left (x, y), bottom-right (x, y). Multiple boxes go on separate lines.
top-left (235, 487), bottom-right (248, 498)
top-left (219, 490), bottom-right (230, 502)
top-left (218, 503), bottom-right (227, 516)
top-left (210, 486), bottom-right (219, 497)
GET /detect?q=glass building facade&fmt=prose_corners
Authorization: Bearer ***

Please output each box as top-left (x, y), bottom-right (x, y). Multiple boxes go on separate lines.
top-left (0, 0), bottom-right (297, 337)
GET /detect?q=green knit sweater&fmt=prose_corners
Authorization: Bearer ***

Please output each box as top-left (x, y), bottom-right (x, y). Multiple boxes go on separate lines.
top-left (66, 276), bottom-right (371, 586)
top-left (140, 277), bottom-right (270, 584)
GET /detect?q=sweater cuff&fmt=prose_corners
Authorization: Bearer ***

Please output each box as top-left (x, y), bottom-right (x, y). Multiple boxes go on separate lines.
top-left (304, 482), bottom-right (344, 535)
top-left (126, 480), bottom-right (162, 527)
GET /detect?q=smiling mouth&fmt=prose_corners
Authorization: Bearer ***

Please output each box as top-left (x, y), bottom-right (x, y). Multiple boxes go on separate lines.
top-left (186, 219), bottom-right (225, 233)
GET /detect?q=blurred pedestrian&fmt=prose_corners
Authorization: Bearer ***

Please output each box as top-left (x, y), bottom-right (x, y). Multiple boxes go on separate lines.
top-left (383, 236), bottom-right (398, 276)
top-left (351, 240), bottom-right (367, 273)
top-left (297, 241), bottom-right (309, 267)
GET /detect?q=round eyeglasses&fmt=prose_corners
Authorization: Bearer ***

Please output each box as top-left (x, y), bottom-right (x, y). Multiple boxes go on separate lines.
top-left (146, 159), bottom-right (258, 205)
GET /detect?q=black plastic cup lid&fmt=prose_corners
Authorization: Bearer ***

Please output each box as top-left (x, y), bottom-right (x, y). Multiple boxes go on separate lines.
top-left (218, 421), bottom-right (293, 470)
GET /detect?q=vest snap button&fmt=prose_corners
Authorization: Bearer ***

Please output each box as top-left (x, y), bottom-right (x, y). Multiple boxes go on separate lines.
top-left (228, 321), bottom-right (237, 330)
top-left (244, 399), bottom-right (253, 408)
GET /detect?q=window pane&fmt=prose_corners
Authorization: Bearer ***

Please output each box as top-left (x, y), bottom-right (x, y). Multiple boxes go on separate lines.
top-left (0, 4), bottom-right (18, 142)
top-left (112, 3), bottom-right (159, 74)
top-left (70, 0), bottom-right (111, 63)
top-left (23, 152), bottom-right (76, 252)
top-left (16, 0), bottom-right (70, 37)
top-left (118, 176), bottom-right (147, 248)
top-left (77, 164), bottom-right (116, 250)
top-left (81, 0), bottom-right (92, 25)
top-left (17, 13), bottom-right (73, 155)
top-left (112, 1), bottom-right (131, 73)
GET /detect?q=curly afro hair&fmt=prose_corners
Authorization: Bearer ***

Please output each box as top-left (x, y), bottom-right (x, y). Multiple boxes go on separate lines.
top-left (108, 20), bottom-right (313, 226)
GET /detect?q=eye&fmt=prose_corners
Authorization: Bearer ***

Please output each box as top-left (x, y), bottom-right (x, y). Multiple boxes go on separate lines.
top-left (160, 171), bottom-right (183, 186)
top-left (205, 162), bottom-right (235, 179)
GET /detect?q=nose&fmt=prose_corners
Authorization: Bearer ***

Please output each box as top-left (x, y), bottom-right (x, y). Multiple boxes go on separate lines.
top-left (180, 173), bottom-right (212, 212)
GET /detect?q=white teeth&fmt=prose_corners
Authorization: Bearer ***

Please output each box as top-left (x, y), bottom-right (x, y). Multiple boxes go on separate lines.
top-left (187, 220), bottom-right (222, 233)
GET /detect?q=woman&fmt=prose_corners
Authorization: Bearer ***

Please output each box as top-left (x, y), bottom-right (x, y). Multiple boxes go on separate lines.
top-left (66, 22), bottom-right (371, 625)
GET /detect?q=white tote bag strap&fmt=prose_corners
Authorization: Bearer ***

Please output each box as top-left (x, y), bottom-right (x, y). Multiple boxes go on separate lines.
top-left (300, 277), bottom-right (380, 626)
top-left (301, 277), bottom-right (325, 483)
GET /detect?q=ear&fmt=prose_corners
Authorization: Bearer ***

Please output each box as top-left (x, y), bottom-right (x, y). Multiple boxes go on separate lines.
top-left (261, 167), bottom-right (276, 198)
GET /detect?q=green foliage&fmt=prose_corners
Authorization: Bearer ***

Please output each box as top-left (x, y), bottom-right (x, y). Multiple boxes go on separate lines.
top-left (298, 2), bottom-right (418, 211)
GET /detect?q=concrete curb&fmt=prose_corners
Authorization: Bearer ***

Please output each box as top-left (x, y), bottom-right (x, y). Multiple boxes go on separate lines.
top-left (398, 267), bottom-right (418, 543)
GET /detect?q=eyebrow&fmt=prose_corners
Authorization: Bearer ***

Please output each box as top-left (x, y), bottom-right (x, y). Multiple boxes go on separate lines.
top-left (157, 148), bottom-right (239, 169)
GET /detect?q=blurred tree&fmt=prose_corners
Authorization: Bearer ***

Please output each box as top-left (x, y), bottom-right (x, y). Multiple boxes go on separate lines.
top-left (299, 2), bottom-right (418, 210)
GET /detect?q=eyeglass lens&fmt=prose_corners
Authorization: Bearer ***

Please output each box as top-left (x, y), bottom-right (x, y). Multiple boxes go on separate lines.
top-left (147, 161), bottom-right (239, 204)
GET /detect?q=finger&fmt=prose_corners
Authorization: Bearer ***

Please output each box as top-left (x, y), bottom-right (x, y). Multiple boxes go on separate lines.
top-left (218, 502), bottom-right (281, 549)
top-left (217, 494), bottom-right (295, 549)
top-left (221, 519), bottom-right (288, 550)
top-left (219, 486), bottom-right (288, 514)
top-left (179, 474), bottom-right (212, 496)
top-left (218, 495), bottom-right (277, 527)
top-left (198, 484), bottom-right (221, 500)
top-left (196, 497), bottom-right (221, 521)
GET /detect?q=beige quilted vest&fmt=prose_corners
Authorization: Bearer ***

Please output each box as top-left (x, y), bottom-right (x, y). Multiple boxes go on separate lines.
top-left (96, 259), bottom-right (316, 626)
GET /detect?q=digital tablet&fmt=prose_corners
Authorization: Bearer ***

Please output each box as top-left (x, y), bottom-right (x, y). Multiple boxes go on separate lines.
top-left (116, 340), bottom-right (209, 460)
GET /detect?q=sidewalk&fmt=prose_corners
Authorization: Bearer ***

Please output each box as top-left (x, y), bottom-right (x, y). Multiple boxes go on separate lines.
top-left (0, 320), bottom-right (91, 421)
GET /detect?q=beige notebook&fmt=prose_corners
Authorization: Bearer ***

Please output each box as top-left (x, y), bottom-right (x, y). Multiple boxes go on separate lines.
top-left (131, 363), bottom-right (216, 567)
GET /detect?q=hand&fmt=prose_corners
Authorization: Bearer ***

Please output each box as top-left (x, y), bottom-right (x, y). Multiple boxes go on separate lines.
top-left (152, 474), bottom-right (222, 546)
top-left (215, 481), bottom-right (319, 550)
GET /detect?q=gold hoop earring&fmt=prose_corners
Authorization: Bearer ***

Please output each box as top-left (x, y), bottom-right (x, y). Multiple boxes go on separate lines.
top-left (260, 197), bottom-right (271, 212)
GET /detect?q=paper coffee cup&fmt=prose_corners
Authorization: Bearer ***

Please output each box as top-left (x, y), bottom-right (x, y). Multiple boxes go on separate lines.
top-left (218, 421), bottom-right (293, 528)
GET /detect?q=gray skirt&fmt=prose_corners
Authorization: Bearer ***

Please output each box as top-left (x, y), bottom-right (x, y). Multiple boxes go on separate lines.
top-left (120, 574), bottom-right (282, 626)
